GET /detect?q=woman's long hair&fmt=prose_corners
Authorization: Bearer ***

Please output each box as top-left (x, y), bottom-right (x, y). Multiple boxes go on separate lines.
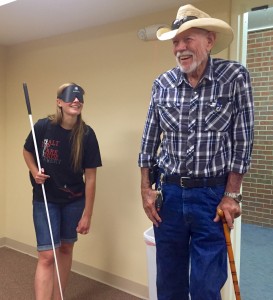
top-left (49, 82), bottom-right (87, 173)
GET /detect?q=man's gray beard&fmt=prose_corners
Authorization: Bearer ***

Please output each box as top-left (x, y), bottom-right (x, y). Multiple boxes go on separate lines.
top-left (176, 54), bottom-right (198, 74)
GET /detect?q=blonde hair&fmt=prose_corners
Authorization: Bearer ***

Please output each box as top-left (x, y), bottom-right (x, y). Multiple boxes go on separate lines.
top-left (49, 82), bottom-right (87, 173)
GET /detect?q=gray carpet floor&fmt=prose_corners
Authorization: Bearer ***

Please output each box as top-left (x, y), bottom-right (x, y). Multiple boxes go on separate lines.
top-left (241, 223), bottom-right (273, 300)
top-left (1, 224), bottom-right (272, 300)
top-left (0, 247), bottom-right (141, 300)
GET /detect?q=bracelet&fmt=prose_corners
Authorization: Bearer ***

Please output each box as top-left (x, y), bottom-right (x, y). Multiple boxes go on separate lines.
top-left (232, 197), bottom-right (242, 204)
top-left (224, 192), bottom-right (242, 203)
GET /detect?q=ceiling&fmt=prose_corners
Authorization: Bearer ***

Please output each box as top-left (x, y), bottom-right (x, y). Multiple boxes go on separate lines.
top-left (0, 0), bottom-right (269, 47)
top-left (0, 0), bottom-right (192, 46)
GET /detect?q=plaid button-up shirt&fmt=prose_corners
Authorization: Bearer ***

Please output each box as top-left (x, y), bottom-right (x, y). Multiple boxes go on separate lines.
top-left (138, 57), bottom-right (254, 177)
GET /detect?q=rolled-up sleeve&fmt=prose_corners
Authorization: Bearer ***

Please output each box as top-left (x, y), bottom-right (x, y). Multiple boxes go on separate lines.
top-left (138, 84), bottom-right (161, 168)
top-left (231, 69), bottom-right (254, 174)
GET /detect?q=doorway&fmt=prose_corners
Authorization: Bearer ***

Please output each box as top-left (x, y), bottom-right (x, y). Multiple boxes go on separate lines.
top-left (240, 6), bottom-right (273, 300)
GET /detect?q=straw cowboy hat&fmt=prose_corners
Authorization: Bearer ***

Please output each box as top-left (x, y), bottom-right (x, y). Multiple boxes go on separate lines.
top-left (157, 4), bottom-right (234, 54)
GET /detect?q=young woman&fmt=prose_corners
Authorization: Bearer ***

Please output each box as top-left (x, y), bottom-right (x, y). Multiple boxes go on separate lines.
top-left (23, 83), bottom-right (102, 300)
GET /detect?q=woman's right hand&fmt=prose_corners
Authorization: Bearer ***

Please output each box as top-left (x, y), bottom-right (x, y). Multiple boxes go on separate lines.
top-left (34, 168), bottom-right (50, 184)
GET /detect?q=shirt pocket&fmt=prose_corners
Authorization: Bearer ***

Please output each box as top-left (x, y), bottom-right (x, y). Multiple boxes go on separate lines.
top-left (204, 97), bottom-right (233, 132)
top-left (157, 103), bottom-right (181, 132)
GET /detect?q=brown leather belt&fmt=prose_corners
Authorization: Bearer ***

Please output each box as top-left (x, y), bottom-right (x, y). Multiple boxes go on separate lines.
top-left (163, 174), bottom-right (227, 188)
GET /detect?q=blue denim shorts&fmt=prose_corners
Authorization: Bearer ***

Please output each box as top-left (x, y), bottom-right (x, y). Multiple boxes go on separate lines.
top-left (33, 198), bottom-right (85, 251)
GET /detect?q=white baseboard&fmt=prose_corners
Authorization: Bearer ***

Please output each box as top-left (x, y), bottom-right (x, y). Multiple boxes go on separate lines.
top-left (72, 260), bottom-right (148, 299)
top-left (0, 237), bottom-right (148, 300)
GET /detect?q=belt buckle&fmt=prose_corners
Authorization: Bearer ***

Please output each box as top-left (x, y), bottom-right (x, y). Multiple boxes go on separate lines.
top-left (180, 177), bottom-right (189, 187)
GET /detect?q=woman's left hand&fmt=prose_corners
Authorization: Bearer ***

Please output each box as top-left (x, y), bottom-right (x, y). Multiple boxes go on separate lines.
top-left (76, 214), bottom-right (91, 235)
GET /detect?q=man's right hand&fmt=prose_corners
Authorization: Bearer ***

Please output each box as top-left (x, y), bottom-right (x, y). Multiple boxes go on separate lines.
top-left (141, 187), bottom-right (162, 227)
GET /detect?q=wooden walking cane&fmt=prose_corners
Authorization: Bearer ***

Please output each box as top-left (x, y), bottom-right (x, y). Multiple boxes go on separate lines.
top-left (217, 209), bottom-right (241, 300)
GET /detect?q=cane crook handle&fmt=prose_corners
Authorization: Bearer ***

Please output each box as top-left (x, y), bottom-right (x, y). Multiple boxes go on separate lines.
top-left (217, 208), bottom-right (225, 220)
top-left (217, 208), bottom-right (241, 300)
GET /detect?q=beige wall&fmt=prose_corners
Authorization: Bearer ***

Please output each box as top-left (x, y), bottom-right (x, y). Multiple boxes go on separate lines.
top-left (3, 0), bottom-right (233, 297)
top-left (4, 8), bottom-right (179, 295)
top-left (0, 46), bottom-right (6, 239)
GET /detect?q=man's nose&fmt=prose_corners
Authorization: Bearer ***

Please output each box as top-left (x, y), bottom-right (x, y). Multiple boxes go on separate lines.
top-left (175, 40), bottom-right (187, 51)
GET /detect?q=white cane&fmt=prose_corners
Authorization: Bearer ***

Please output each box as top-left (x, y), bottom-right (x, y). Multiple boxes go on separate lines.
top-left (23, 83), bottom-right (64, 300)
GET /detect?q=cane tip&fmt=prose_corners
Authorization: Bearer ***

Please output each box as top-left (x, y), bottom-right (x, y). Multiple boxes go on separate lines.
top-left (217, 208), bottom-right (224, 218)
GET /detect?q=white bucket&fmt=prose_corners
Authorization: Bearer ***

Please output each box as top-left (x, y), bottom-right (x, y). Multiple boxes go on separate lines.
top-left (144, 227), bottom-right (157, 300)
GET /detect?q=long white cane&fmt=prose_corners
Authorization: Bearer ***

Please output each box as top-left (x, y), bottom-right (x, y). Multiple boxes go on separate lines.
top-left (23, 83), bottom-right (64, 300)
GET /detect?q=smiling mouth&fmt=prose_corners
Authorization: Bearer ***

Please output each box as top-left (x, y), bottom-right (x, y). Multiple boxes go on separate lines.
top-left (180, 55), bottom-right (191, 61)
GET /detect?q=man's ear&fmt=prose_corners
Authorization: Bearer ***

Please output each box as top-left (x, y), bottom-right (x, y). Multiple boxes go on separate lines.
top-left (207, 31), bottom-right (216, 51)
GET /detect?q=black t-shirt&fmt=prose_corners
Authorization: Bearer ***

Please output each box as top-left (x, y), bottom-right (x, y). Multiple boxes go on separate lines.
top-left (24, 118), bottom-right (102, 203)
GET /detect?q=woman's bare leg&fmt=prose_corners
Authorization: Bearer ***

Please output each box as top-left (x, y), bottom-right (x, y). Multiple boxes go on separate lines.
top-left (53, 243), bottom-right (74, 300)
top-left (35, 249), bottom-right (55, 300)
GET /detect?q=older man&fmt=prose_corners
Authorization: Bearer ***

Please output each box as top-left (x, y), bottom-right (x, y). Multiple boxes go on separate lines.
top-left (138, 4), bottom-right (254, 300)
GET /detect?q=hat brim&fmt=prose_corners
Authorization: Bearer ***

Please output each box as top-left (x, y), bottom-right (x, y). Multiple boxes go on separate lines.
top-left (157, 18), bottom-right (234, 54)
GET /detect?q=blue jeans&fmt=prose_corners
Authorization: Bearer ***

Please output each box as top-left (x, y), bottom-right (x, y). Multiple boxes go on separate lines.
top-left (154, 183), bottom-right (227, 300)
top-left (33, 198), bottom-right (85, 251)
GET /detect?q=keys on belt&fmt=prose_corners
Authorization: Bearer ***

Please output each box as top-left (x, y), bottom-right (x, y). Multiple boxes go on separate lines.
top-left (155, 190), bottom-right (163, 210)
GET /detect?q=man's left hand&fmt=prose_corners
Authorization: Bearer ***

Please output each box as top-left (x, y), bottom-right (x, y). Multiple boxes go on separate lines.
top-left (214, 196), bottom-right (241, 229)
